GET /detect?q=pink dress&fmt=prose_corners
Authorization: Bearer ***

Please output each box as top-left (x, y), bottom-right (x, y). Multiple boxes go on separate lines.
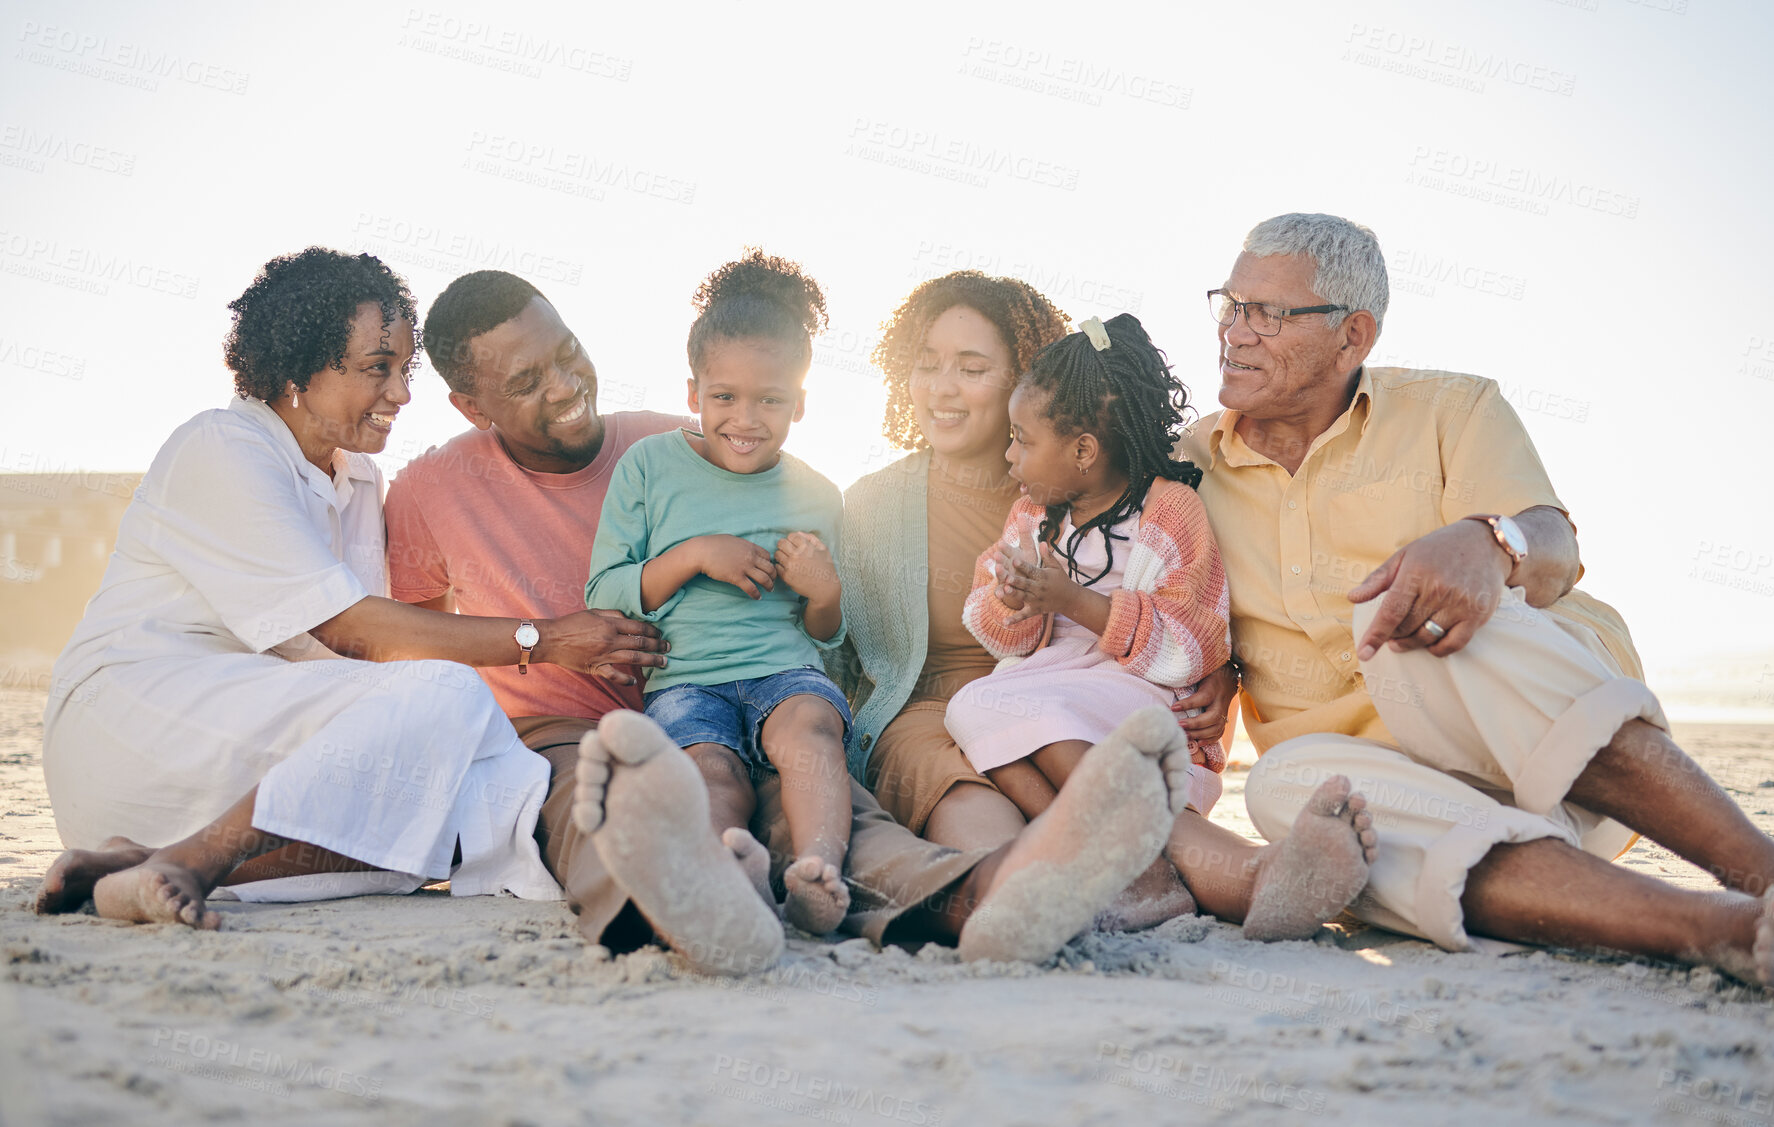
top-left (943, 512), bottom-right (1222, 816)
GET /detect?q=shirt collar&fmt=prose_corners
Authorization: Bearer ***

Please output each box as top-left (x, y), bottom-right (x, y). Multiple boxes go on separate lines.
top-left (227, 396), bottom-right (378, 503)
top-left (1206, 366), bottom-right (1374, 469)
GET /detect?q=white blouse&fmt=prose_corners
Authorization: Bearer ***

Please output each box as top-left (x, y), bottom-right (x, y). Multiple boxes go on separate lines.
top-left (52, 396), bottom-right (387, 697)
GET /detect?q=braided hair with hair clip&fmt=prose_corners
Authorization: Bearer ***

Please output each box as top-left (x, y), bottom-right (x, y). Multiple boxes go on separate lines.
top-left (1020, 312), bottom-right (1203, 586)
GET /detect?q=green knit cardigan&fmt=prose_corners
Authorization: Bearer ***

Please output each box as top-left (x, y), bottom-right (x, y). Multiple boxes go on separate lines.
top-left (826, 449), bottom-right (933, 782)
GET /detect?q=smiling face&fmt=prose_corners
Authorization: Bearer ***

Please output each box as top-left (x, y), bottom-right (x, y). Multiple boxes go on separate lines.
top-left (686, 338), bottom-right (806, 474)
top-left (1005, 383), bottom-right (1091, 508)
top-left (909, 304), bottom-right (1018, 464)
top-left (1216, 251), bottom-right (1358, 421)
top-left (447, 296), bottom-right (604, 474)
top-left (288, 301), bottom-right (415, 459)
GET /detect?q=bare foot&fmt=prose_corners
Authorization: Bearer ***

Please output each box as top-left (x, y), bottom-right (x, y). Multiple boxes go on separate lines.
top-left (1754, 889), bottom-right (1774, 988)
top-left (92, 859), bottom-right (220, 929)
top-left (579, 711), bottom-right (783, 976)
top-left (36, 836), bottom-right (152, 914)
top-left (959, 706), bottom-right (1174, 963)
top-left (722, 827), bottom-right (775, 908)
top-left (1096, 857), bottom-right (1197, 932)
top-left (782, 856), bottom-right (850, 935)
top-left (1241, 776), bottom-right (1379, 942)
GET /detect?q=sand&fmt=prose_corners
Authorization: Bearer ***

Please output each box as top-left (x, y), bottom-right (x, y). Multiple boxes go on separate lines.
top-left (2, 686), bottom-right (1771, 1127)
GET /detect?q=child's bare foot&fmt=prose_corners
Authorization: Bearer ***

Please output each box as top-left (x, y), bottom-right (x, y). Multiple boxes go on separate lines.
top-left (1242, 775), bottom-right (1379, 942)
top-left (722, 827), bottom-right (775, 908)
top-left (959, 706), bottom-right (1174, 963)
top-left (579, 712), bottom-right (783, 976)
top-left (36, 836), bottom-right (153, 914)
top-left (1096, 858), bottom-right (1197, 932)
top-left (92, 859), bottom-right (220, 930)
top-left (782, 856), bottom-right (849, 935)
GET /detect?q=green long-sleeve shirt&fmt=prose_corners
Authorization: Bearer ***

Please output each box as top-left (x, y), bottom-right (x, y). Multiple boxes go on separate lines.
top-left (585, 429), bottom-right (846, 695)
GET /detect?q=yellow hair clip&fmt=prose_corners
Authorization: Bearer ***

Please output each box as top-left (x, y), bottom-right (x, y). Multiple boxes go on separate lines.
top-left (1080, 316), bottom-right (1111, 352)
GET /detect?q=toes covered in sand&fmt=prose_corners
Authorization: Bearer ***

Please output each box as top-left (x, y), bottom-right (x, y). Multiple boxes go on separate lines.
top-left (1242, 775), bottom-right (1374, 943)
top-left (783, 856), bottom-right (850, 936)
top-left (721, 827), bottom-right (776, 909)
top-left (572, 730), bottom-right (614, 835)
top-left (92, 861), bottom-right (220, 930)
top-left (1346, 792), bottom-right (1379, 865)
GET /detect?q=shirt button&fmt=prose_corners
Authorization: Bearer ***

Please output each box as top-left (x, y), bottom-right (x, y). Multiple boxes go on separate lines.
top-left (1341, 652), bottom-right (1352, 662)
top-left (861, 733), bottom-right (873, 750)
top-left (1291, 565), bottom-right (1302, 575)
top-left (1287, 500), bottom-right (1298, 510)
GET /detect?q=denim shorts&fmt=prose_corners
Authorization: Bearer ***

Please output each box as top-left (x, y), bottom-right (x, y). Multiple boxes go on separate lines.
top-left (643, 667), bottom-right (853, 775)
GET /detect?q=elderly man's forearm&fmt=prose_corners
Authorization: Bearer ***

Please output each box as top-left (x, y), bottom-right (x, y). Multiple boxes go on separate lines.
top-left (1508, 505), bottom-right (1582, 606)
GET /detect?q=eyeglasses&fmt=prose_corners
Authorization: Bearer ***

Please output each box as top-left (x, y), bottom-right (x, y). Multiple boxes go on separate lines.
top-left (1207, 289), bottom-right (1349, 337)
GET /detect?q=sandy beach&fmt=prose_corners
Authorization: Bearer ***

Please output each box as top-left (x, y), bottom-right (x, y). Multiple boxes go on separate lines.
top-left (2, 686), bottom-right (1770, 1127)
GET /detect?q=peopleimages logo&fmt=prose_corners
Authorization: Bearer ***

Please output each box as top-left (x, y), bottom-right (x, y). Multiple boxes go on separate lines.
top-left (845, 118), bottom-right (1080, 192)
top-left (0, 231), bottom-right (199, 299)
top-left (0, 124), bottom-right (135, 175)
top-left (15, 22), bottom-right (250, 93)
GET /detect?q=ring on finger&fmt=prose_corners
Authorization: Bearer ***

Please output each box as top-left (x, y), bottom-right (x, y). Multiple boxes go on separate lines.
top-left (1423, 619), bottom-right (1447, 640)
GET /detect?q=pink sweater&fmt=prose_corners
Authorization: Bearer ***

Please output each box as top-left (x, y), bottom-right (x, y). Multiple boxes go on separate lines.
top-left (961, 478), bottom-right (1232, 764)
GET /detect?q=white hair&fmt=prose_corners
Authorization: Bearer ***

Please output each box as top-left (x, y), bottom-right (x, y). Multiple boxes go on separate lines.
top-left (1242, 213), bottom-right (1388, 333)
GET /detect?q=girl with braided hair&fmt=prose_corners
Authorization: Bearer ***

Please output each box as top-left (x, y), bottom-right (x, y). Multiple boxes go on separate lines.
top-left (945, 312), bottom-right (1233, 824)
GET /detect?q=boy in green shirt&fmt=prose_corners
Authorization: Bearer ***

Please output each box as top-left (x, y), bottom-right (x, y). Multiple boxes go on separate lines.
top-left (586, 251), bottom-right (853, 935)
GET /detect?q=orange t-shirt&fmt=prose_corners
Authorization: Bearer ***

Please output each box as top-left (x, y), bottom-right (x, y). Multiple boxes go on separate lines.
top-left (384, 410), bottom-right (686, 721)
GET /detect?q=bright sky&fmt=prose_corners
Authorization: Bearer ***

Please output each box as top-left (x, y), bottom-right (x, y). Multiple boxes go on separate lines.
top-left (3, 0), bottom-right (1771, 682)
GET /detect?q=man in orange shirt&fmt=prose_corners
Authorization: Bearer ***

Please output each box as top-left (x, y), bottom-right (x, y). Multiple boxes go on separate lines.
top-left (1174, 213), bottom-right (1774, 983)
top-left (385, 269), bottom-right (1197, 970)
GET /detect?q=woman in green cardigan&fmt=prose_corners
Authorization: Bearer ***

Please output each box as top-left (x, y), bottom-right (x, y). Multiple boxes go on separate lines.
top-left (832, 272), bottom-right (1073, 852)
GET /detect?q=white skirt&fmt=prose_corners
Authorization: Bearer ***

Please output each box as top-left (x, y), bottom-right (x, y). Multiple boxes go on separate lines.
top-left (42, 653), bottom-right (560, 902)
top-left (944, 635), bottom-right (1222, 816)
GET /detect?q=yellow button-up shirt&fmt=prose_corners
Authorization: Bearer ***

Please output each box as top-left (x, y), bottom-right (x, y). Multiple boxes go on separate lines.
top-left (1178, 367), bottom-right (1641, 754)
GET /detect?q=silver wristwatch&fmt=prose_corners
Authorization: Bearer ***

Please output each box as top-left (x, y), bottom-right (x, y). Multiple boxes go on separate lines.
top-left (515, 620), bottom-right (540, 675)
top-left (1465, 514), bottom-right (1528, 571)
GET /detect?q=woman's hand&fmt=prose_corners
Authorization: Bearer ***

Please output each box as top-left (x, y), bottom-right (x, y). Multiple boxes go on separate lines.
top-left (694, 534), bottom-right (777, 599)
top-left (1170, 661), bottom-right (1238, 744)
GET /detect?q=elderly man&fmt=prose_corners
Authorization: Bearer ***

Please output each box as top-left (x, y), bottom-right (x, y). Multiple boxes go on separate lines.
top-left (1174, 213), bottom-right (1773, 982)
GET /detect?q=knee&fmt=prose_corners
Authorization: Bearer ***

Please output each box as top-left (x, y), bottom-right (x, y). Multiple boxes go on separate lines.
top-left (764, 697), bottom-right (847, 750)
top-left (401, 659), bottom-right (493, 713)
top-left (1245, 748), bottom-right (1324, 808)
top-left (761, 722), bottom-right (848, 783)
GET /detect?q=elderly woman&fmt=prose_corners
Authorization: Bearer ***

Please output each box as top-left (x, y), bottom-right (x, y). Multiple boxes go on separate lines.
top-left (38, 248), bottom-right (661, 927)
top-left (835, 271), bottom-right (1381, 939)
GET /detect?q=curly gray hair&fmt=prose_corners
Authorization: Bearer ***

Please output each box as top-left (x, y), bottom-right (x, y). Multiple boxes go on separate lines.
top-left (1243, 213), bottom-right (1388, 333)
